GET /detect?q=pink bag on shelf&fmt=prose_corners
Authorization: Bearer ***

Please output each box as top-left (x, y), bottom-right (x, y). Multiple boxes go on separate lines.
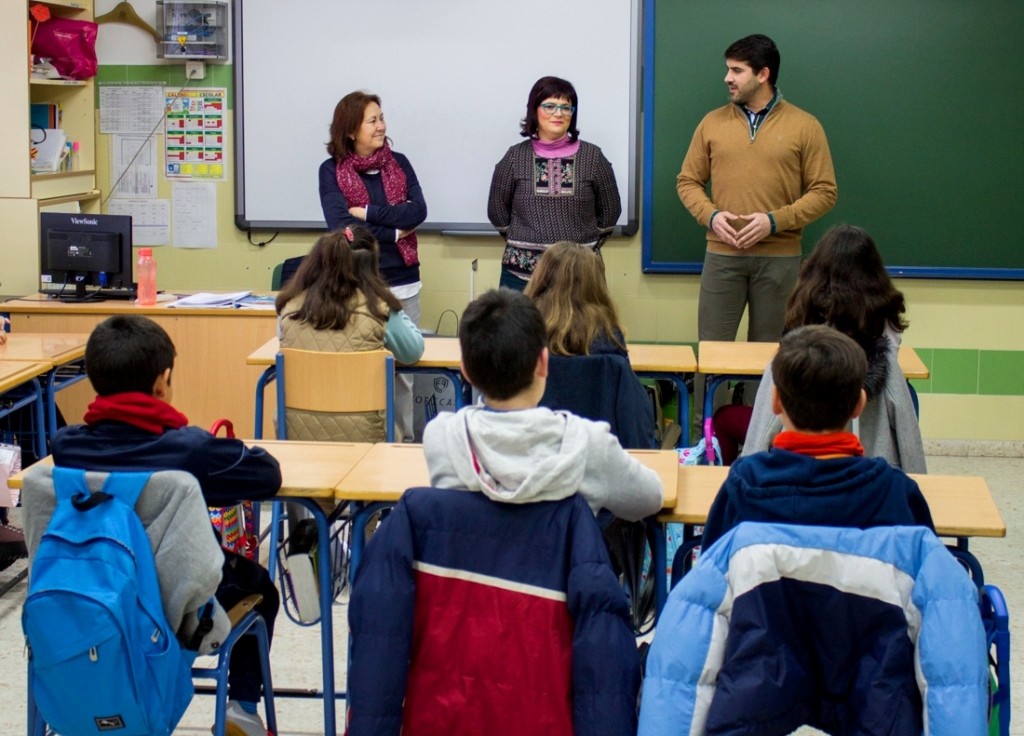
top-left (31, 18), bottom-right (98, 80)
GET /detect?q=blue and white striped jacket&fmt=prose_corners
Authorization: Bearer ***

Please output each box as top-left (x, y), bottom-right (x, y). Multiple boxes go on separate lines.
top-left (639, 523), bottom-right (989, 736)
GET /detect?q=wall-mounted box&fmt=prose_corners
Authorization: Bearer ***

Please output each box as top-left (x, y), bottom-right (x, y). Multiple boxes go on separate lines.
top-left (156, 1), bottom-right (228, 60)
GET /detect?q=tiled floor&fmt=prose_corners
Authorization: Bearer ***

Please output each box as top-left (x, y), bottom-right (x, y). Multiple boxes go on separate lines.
top-left (0, 454), bottom-right (1020, 735)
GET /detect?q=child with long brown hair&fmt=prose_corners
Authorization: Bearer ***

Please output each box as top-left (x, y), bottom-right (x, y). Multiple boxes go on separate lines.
top-left (524, 241), bottom-right (627, 356)
top-left (275, 226), bottom-right (423, 442)
top-left (742, 224), bottom-right (925, 472)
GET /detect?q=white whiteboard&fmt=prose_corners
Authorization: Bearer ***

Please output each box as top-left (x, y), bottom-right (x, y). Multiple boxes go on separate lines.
top-left (233, 0), bottom-right (641, 232)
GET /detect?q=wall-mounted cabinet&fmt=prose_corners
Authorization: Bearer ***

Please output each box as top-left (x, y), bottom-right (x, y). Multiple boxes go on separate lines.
top-left (0, 0), bottom-right (98, 295)
top-left (156, 1), bottom-right (228, 60)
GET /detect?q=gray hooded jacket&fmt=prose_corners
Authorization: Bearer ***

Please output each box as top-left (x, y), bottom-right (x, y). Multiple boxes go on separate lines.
top-left (423, 406), bottom-right (663, 522)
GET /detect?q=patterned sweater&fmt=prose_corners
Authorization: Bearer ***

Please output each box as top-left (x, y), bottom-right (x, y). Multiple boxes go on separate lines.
top-left (488, 140), bottom-right (621, 279)
top-left (677, 98), bottom-right (837, 257)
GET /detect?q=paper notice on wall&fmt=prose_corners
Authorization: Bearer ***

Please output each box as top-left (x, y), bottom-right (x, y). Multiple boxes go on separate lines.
top-left (172, 182), bottom-right (217, 248)
top-left (165, 88), bottom-right (226, 180)
top-left (100, 84), bottom-right (165, 135)
top-left (108, 199), bottom-right (171, 246)
top-left (110, 135), bottom-right (158, 198)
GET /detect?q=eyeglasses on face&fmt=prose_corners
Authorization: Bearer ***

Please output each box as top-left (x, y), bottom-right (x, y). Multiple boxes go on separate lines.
top-left (539, 102), bottom-right (575, 116)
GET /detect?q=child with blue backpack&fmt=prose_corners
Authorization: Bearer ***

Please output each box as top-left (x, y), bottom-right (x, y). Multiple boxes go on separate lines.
top-left (25, 314), bottom-right (281, 736)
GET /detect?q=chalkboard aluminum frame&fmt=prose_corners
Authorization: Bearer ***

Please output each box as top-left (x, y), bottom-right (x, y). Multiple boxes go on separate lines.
top-left (231, 0), bottom-right (643, 238)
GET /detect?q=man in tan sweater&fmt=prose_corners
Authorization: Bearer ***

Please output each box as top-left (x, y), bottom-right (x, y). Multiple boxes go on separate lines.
top-left (677, 34), bottom-right (837, 343)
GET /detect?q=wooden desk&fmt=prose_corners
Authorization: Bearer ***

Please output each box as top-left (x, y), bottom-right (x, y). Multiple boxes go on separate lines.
top-left (650, 464), bottom-right (1005, 616)
top-left (658, 465), bottom-right (1006, 539)
top-left (249, 336), bottom-right (697, 375)
top-left (695, 340), bottom-right (929, 462)
top-left (0, 333), bottom-right (88, 365)
top-left (4, 296), bottom-right (278, 434)
top-left (0, 332), bottom-right (91, 439)
top-left (0, 361), bottom-right (51, 459)
top-left (0, 361), bottom-right (51, 445)
top-left (250, 337), bottom-right (698, 443)
top-left (249, 440), bottom-right (372, 498)
top-left (334, 443), bottom-right (680, 508)
top-left (697, 341), bottom-right (928, 379)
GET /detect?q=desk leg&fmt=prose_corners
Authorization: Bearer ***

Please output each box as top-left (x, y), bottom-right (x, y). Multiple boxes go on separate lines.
top-left (650, 518), bottom-right (667, 622)
top-left (947, 538), bottom-right (985, 587)
top-left (287, 497), bottom-right (338, 735)
top-left (253, 366), bottom-right (276, 441)
top-left (42, 364), bottom-right (88, 448)
top-left (30, 379), bottom-right (47, 461)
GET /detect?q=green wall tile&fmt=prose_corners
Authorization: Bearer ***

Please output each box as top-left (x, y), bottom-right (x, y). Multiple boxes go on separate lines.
top-left (979, 350), bottom-right (1024, 396)
top-left (96, 64), bottom-right (234, 107)
top-left (930, 348), bottom-right (979, 394)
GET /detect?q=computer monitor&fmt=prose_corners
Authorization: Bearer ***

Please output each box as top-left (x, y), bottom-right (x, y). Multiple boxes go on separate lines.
top-left (39, 213), bottom-right (134, 301)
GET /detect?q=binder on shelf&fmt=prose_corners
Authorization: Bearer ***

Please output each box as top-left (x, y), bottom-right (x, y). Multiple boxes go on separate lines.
top-left (30, 103), bottom-right (61, 130)
top-left (30, 128), bottom-right (67, 173)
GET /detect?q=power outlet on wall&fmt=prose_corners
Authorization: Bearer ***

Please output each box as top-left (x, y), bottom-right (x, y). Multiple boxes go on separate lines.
top-left (185, 61), bottom-right (206, 80)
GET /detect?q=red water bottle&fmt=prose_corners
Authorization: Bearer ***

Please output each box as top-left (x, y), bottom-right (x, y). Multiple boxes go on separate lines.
top-left (137, 248), bottom-right (157, 305)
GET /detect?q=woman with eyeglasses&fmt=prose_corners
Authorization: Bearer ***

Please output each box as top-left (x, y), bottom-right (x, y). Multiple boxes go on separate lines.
top-left (488, 76), bottom-right (622, 291)
top-left (319, 90), bottom-right (427, 440)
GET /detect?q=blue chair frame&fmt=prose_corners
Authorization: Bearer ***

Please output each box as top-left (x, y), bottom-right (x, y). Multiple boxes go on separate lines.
top-left (268, 349), bottom-right (395, 582)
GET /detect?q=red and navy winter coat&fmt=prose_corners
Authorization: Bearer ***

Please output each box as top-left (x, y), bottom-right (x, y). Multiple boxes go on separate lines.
top-left (347, 487), bottom-right (641, 736)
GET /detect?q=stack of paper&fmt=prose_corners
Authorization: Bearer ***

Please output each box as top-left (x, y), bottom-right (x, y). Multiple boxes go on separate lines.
top-left (167, 291), bottom-right (253, 308)
top-left (31, 128), bottom-right (67, 173)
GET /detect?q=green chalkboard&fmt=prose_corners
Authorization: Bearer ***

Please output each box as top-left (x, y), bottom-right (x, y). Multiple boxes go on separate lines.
top-left (642, 0), bottom-right (1024, 278)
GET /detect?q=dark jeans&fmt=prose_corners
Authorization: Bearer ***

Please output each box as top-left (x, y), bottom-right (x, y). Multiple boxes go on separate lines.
top-left (498, 266), bottom-right (528, 292)
top-left (217, 551), bottom-right (279, 703)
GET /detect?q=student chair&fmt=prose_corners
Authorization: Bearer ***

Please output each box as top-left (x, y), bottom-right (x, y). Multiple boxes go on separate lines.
top-left (271, 256), bottom-right (304, 291)
top-left (191, 594), bottom-right (278, 736)
top-left (22, 468), bottom-right (277, 736)
top-left (270, 348), bottom-right (395, 622)
top-left (640, 523), bottom-right (991, 736)
top-left (980, 585), bottom-right (1011, 736)
top-left (347, 487), bottom-right (641, 736)
top-left (541, 353), bottom-right (657, 451)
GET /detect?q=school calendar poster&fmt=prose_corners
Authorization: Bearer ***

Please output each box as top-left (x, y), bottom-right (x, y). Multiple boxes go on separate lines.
top-left (164, 88), bottom-right (226, 180)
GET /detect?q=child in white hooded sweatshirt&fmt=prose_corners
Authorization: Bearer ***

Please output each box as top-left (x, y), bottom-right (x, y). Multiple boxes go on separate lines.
top-left (423, 288), bottom-right (662, 521)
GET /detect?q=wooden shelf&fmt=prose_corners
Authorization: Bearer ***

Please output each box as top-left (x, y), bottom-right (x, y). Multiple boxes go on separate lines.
top-left (30, 78), bottom-right (90, 87)
top-left (37, 0), bottom-right (88, 11)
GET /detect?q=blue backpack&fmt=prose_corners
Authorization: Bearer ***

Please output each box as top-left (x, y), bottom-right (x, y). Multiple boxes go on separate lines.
top-left (23, 468), bottom-right (198, 736)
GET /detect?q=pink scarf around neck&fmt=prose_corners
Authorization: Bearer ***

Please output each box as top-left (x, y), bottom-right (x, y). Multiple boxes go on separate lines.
top-left (335, 145), bottom-right (418, 266)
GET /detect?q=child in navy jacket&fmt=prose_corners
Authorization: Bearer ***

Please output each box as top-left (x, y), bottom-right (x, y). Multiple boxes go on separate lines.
top-left (699, 325), bottom-right (934, 552)
top-left (51, 315), bottom-right (280, 736)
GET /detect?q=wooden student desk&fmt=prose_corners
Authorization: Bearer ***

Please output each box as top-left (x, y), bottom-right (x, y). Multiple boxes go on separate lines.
top-left (4, 296), bottom-right (278, 435)
top-left (697, 340), bottom-right (930, 462)
top-left (0, 333), bottom-right (90, 440)
top-left (652, 464), bottom-right (1007, 614)
top-left (0, 361), bottom-right (51, 460)
top-left (249, 336), bottom-right (698, 443)
top-left (697, 340), bottom-right (929, 379)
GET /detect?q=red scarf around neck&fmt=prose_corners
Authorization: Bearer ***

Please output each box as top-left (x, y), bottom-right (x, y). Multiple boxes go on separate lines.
top-left (83, 392), bottom-right (189, 435)
top-left (335, 144), bottom-right (418, 267)
top-left (772, 431), bottom-right (865, 458)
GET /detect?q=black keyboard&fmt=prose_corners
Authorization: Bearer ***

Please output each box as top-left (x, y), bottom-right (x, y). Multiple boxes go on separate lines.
top-left (40, 286), bottom-right (135, 301)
